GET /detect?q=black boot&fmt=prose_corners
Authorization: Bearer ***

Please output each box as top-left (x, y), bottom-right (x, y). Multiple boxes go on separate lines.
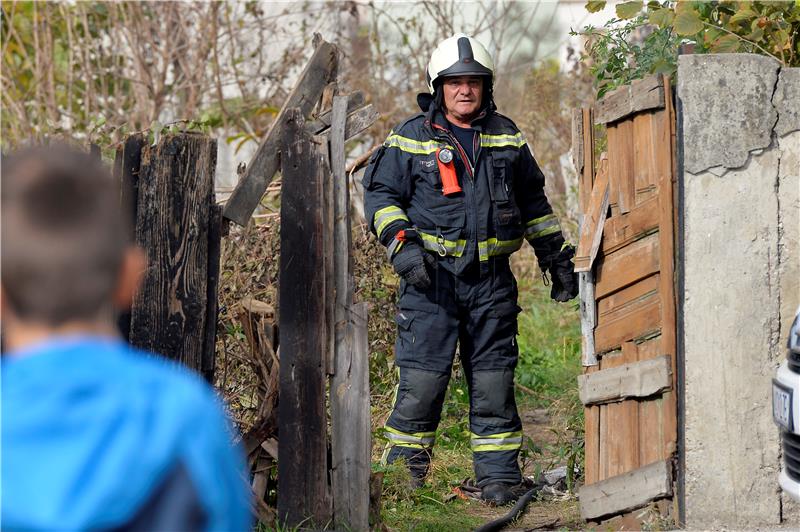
top-left (480, 482), bottom-right (525, 506)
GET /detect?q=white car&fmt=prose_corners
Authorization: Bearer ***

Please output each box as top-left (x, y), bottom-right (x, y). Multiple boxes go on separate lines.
top-left (773, 306), bottom-right (800, 500)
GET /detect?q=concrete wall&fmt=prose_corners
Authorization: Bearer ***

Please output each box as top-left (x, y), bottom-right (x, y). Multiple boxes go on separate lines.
top-left (679, 54), bottom-right (800, 529)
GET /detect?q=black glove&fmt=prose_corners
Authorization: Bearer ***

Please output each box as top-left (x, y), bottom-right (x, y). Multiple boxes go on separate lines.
top-left (546, 245), bottom-right (579, 302)
top-left (391, 242), bottom-right (436, 289)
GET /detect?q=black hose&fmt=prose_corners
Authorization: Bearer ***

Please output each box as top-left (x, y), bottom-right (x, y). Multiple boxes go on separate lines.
top-left (473, 484), bottom-right (543, 532)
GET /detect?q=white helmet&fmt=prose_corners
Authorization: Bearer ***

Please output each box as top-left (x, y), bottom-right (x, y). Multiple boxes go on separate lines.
top-left (426, 34), bottom-right (494, 93)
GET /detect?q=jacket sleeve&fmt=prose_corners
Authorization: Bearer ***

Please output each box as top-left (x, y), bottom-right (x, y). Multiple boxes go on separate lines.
top-left (513, 142), bottom-right (566, 268)
top-left (362, 137), bottom-right (414, 248)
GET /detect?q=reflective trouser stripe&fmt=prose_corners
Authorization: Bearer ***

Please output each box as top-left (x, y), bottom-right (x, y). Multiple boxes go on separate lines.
top-left (384, 426), bottom-right (436, 449)
top-left (374, 205), bottom-right (410, 240)
top-left (470, 431), bottom-right (523, 452)
top-left (525, 214), bottom-right (561, 241)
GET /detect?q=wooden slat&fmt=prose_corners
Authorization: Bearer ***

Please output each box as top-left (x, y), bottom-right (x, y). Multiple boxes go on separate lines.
top-left (584, 364), bottom-right (601, 485)
top-left (575, 159), bottom-right (610, 272)
top-left (595, 297), bottom-right (661, 354)
top-left (581, 108), bottom-right (596, 211)
top-left (224, 42), bottom-right (338, 226)
top-left (597, 273), bottom-right (659, 320)
top-left (578, 354), bottom-right (672, 405)
top-left (580, 460), bottom-right (673, 520)
top-left (598, 349), bottom-right (625, 480)
top-left (659, 75), bottom-right (678, 457)
top-left (618, 342), bottom-right (640, 475)
top-left (277, 109), bottom-right (331, 527)
top-left (601, 196), bottom-right (660, 255)
top-left (129, 134), bottom-right (216, 371)
top-left (572, 108), bottom-right (585, 197)
top-left (596, 234), bottom-right (660, 298)
top-left (608, 119), bottom-right (635, 214)
top-left (330, 96), bottom-right (370, 531)
top-left (637, 337), bottom-right (667, 465)
top-left (311, 104), bottom-right (380, 141)
top-left (594, 75), bottom-right (666, 125)
top-left (580, 271), bottom-right (598, 366)
top-left (633, 112), bottom-right (659, 206)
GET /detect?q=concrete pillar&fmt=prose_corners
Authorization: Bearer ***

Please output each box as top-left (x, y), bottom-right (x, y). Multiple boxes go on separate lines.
top-left (679, 54), bottom-right (800, 529)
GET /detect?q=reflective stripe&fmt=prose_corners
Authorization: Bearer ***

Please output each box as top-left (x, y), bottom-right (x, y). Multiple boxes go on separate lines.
top-left (525, 214), bottom-right (561, 240)
top-left (470, 431), bottom-right (523, 452)
top-left (384, 133), bottom-right (449, 155)
top-left (480, 132), bottom-right (527, 148)
top-left (374, 205), bottom-right (410, 239)
top-left (418, 231), bottom-right (467, 257)
top-left (478, 238), bottom-right (524, 261)
top-left (384, 426), bottom-right (436, 449)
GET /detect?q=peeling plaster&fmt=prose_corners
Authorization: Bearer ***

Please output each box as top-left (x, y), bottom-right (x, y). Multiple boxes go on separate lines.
top-left (678, 54), bottom-right (781, 175)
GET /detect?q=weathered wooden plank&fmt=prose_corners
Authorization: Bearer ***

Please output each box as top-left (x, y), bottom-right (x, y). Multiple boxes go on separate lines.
top-left (658, 75), bottom-right (678, 458)
top-left (575, 160), bottom-right (609, 272)
top-left (637, 337), bottom-right (667, 465)
top-left (580, 459), bottom-right (672, 520)
top-left (114, 133), bottom-right (146, 342)
top-left (632, 112), bottom-right (659, 206)
top-left (578, 354), bottom-right (672, 405)
top-left (277, 109), bottom-right (331, 527)
top-left (311, 90), bottom-right (364, 129)
top-left (330, 95), bottom-right (371, 531)
top-left (581, 108), bottom-right (595, 211)
top-left (601, 196), bottom-right (660, 255)
top-left (202, 204), bottom-right (223, 383)
top-left (584, 365), bottom-right (601, 485)
top-left (224, 41), bottom-right (338, 226)
top-left (309, 103), bottom-right (379, 140)
top-left (331, 303), bottom-right (371, 531)
top-left (598, 349), bottom-right (624, 480)
top-left (597, 273), bottom-right (659, 320)
top-left (608, 119), bottom-right (635, 213)
top-left (129, 133), bottom-right (216, 372)
top-left (595, 297), bottom-right (661, 354)
top-left (594, 75), bottom-right (666, 125)
top-left (618, 342), bottom-right (640, 474)
top-left (580, 271), bottom-right (598, 366)
top-left (572, 108), bottom-right (586, 207)
top-left (596, 233), bottom-right (659, 299)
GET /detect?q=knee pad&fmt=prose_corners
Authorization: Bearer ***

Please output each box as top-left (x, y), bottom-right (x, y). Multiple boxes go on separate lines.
top-left (387, 367), bottom-right (450, 433)
top-left (470, 369), bottom-right (520, 430)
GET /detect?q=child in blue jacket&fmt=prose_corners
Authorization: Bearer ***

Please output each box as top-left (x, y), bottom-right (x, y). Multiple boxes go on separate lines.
top-left (1, 145), bottom-right (251, 531)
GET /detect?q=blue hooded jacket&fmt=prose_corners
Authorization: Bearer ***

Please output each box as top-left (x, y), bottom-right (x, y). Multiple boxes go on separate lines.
top-left (1, 336), bottom-right (251, 531)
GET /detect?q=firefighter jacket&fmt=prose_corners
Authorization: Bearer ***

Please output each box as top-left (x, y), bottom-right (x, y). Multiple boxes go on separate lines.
top-left (363, 97), bottom-right (564, 276)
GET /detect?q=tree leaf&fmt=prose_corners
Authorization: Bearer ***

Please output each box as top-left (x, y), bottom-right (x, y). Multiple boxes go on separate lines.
top-left (729, 7), bottom-right (757, 25)
top-left (585, 0), bottom-right (607, 13)
top-left (710, 34), bottom-right (740, 53)
top-left (649, 8), bottom-right (675, 28)
top-left (616, 1), bottom-right (643, 19)
top-left (674, 8), bottom-right (704, 35)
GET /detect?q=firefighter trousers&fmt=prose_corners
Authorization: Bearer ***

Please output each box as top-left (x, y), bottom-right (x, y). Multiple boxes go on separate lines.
top-left (384, 256), bottom-right (524, 487)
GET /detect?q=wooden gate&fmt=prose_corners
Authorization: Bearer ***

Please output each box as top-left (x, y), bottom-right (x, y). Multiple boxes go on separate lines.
top-left (572, 75), bottom-right (678, 525)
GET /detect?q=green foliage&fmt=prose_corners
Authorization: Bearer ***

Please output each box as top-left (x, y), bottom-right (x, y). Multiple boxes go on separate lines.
top-left (575, 0), bottom-right (800, 98)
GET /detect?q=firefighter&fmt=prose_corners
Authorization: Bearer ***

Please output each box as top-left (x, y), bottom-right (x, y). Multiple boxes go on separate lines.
top-left (363, 34), bottom-right (578, 505)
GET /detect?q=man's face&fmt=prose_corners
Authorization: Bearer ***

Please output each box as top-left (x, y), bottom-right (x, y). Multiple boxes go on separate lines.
top-left (441, 75), bottom-right (484, 123)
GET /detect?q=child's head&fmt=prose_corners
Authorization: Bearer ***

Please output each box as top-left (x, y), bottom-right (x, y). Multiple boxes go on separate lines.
top-left (2, 144), bottom-right (142, 331)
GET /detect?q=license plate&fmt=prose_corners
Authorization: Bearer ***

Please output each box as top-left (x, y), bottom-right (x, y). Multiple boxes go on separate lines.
top-left (773, 380), bottom-right (793, 431)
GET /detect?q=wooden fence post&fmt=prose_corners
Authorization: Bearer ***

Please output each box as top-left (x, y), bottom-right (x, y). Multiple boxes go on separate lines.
top-left (119, 132), bottom-right (220, 379)
top-left (329, 95), bottom-right (370, 530)
top-left (277, 109), bottom-right (331, 527)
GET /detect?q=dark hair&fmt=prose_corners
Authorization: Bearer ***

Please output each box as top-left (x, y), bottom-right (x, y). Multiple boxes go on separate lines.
top-left (1, 145), bottom-right (131, 325)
